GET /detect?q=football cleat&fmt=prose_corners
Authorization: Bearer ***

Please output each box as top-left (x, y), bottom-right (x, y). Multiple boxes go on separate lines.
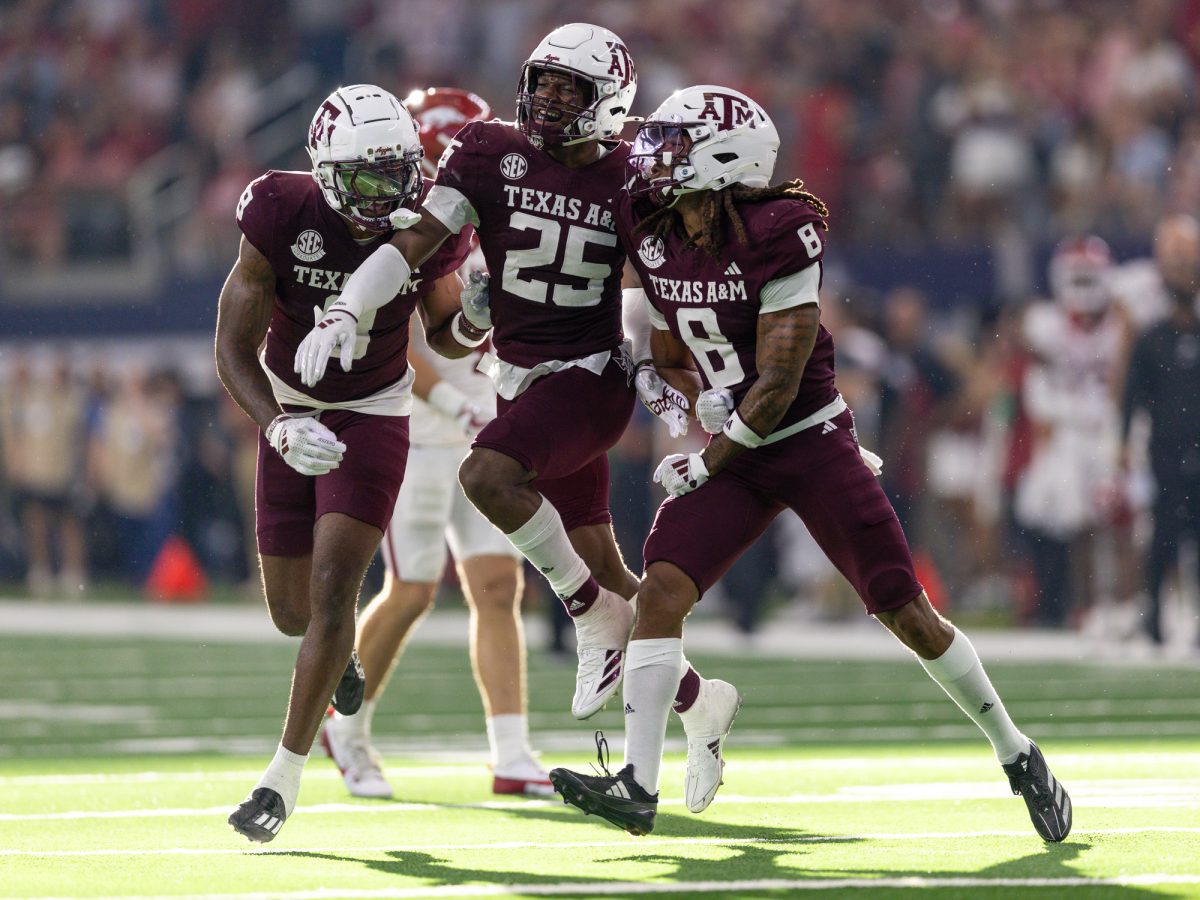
top-left (228, 787), bottom-right (287, 843)
top-left (678, 678), bottom-right (742, 813)
top-left (550, 732), bottom-right (657, 835)
top-left (331, 649), bottom-right (366, 716)
top-left (571, 588), bottom-right (635, 719)
top-left (320, 708), bottom-right (393, 799)
top-left (493, 756), bottom-right (555, 798)
top-left (1002, 740), bottom-right (1072, 842)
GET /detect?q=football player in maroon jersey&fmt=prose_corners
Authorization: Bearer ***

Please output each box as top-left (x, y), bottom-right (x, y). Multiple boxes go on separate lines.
top-left (318, 87), bottom-right (554, 800)
top-left (294, 26), bottom-right (716, 747)
top-left (548, 85), bottom-right (1072, 844)
top-left (217, 85), bottom-right (473, 842)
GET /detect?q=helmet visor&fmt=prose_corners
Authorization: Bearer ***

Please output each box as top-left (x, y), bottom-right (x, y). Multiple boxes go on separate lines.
top-left (323, 150), bottom-right (423, 229)
top-left (627, 121), bottom-right (692, 204)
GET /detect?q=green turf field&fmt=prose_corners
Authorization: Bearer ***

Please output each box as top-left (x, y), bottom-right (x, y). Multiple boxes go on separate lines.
top-left (2, 632), bottom-right (1199, 898)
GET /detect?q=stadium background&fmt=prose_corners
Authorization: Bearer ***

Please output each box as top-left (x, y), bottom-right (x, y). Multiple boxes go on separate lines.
top-left (2, 0), bottom-right (1197, 642)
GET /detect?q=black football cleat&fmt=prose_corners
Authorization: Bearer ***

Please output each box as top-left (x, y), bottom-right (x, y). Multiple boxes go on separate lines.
top-left (228, 787), bottom-right (287, 843)
top-left (550, 731), bottom-right (657, 836)
top-left (1002, 740), bottom-right (1072, 842)
top-left (331, 649), bottom-right (366, 716)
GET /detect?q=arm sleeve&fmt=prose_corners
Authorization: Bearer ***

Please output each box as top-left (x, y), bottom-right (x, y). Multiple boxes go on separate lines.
top-left (759, 263), bottom-right (821, 313)
top-left (645, 294), bottom-right (669, 330)
top-left (622, 288), bottom-right (653, 363)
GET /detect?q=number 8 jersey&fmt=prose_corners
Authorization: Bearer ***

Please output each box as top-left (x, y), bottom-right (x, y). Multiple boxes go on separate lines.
top-left (615, 191), bottom-right (839, 436)
top-left (422, 120), bottom-right (629, 369)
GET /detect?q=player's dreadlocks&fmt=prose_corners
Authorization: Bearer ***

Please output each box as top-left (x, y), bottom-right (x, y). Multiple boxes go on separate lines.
top-left (636, 179), bottom-right (829, 259)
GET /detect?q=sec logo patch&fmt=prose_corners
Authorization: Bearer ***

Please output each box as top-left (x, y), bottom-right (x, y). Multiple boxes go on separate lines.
top-left (637, 235), bottom-right (666, 269)
top-left (500, 153), bottom-right (528, 180)
top-left (291, 229), bottom-right (325, 262)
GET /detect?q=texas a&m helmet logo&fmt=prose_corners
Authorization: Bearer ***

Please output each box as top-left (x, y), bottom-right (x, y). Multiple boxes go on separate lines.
top-left (607, 41), bottom-right (636, 87)
top-left (697, 91), bottom-right (760, 132)
top-left (637, 235), bottom-right (666, 269)
top-left (309, 100), bottom-right (341, 146)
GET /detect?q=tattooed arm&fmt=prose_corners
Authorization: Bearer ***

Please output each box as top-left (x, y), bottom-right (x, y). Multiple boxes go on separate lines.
top-left (699, 303), bottom-right (821, 476)
top-left (215, 236), bottom-right (281, 430)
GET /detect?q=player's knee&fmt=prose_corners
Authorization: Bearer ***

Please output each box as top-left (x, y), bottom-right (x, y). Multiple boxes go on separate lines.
top-left (266, 602), bottom-right (308, 637)
top-left (636, 569), bottom-right (695, 635)
top-left (458, 454), bottom-right (503, 509)
top-left (876, 590), bottom-right (952, 658)
top-left (465, 569), bottom-right (520, 614)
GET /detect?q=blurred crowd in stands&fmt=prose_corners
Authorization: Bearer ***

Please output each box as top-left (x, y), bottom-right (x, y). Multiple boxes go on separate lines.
top-left (1, 0), bottom-right (1198, 649)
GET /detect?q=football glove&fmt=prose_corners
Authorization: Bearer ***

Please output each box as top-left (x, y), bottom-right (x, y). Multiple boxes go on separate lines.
top-left (295, 304), bottom-right (357, 388)
top-left (635, 365), bottom-right (690, 438)
top-left (696, 387), bottom-right (735, 435)
top-left (265, 414), bottom-right (346, 477)
top-left (653, 452), bottom-right (709, 497)
top-left (427, 381), bottom-right (493, 438)
top-left (460, 270), bottom-right (492, 331)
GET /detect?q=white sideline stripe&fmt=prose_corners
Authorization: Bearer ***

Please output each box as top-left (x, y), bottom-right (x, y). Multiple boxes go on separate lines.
top-left (5, 751), bottom-right (1200, 786)
top-left (5, 779), bottom-right (1198, 821)
top-left (3, 828), bottom-right (1199, 858)
top-left (19, 874), bottom-right (1200, 898)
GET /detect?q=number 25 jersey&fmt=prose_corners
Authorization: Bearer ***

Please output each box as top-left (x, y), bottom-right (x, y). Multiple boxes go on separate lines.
top-left (421, 120), bottom-right (629, 369)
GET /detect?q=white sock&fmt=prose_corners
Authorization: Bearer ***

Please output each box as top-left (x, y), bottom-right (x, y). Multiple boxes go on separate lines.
top-left (256, 744), bottom-right (308, 816)
top-left (487, 713), bottom-right (532, 771)
top-left (505, 497), bottom-right (591, 599)
top-left (334, 699), bottom-right (375, 738)
top-left (621, 638), bottom-right (683, 795)
top-left (918, 628), bottom-right (1030, 764)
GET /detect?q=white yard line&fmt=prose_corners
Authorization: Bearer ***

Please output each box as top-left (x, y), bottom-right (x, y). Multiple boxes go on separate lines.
top-left (3, 781), bottom-right (1199, 821)
top-left (19, 874), bottom-right (1200, 899)
top-left (3, 828), bottom-right (1200, 858)
top-left (5, 751), bottom-right (1199, 786)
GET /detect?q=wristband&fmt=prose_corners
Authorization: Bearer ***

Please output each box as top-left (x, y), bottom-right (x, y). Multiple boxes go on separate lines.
top-left (427, 380), bottom-right (470, 418)
top-left (722, 410), bottom-right (765, 448)
top-left (451, 311), bottom-right (490, 348)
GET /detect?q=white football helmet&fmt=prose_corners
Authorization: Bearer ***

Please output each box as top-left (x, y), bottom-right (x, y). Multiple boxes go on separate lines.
top-left (1050, 235), bottom-right (1113, 316)
top-left (517, 23), bottom-right (636, 148)
top-left (628, 85), bottom-right (779, 206)
top-left (306, 84), bottom-right (423, 232)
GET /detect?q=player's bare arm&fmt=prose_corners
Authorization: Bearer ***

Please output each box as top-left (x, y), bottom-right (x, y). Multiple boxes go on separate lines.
top-left (417, 271), bottom-right (476, 360)
top-left (701, 303), bottom-right (820, 476)
top-left (390, 211), bottom-right (453, 271)
top-left (650, 327), bottom-right (703, 410)
top-left (215, 236), bottom-right (281, 431)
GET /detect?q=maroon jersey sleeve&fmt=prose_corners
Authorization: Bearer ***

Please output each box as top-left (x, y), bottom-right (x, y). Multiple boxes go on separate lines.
top-left (236, 172), bottom-right (282, 258)
top-left (747, 198), bottom-right (827, 289)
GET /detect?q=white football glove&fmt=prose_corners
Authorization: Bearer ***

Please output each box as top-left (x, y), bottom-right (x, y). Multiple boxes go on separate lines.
top-left (634, 365), bottom-right (690, 438)
top-left (460, 270), bottom-right (492, 331)
top-left (696, 387), bottom-right (735, 435)
top-left (653, 452), bottom-right (709, 497)
top-left (265, 414), bottom-right (346, 477)
top-left (295, 304), bottom-right (357, 388)
top-left (427, 381), bottom-right (494, 438)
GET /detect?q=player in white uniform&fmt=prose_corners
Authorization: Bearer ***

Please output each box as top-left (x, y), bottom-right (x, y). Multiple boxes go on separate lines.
top-left (320, 89), bottom-right (551, 799)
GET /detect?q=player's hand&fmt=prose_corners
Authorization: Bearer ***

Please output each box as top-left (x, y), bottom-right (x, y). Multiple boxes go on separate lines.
top-left (295, 304), bottom-right (358, 388)
top-left (635, 364), bottom-right (689, 438)
top-left (265, 414), bottom-right (346, 477)
top-left (427, 381), bottom-right (494, 438)
top-left (460, 271), bottom-right (492, 330)
top-left (653, 452), bottom-right (709, 497)
top-left (695, 387), bottom-right (735, 435)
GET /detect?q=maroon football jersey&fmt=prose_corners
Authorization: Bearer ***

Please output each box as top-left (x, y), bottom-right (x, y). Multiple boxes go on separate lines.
top-left (427, 121), bottom-right (629, 368)
top-left (617, 193), bottom-right (838, 431)
top-left (236, 170), bottom-right (471, 404)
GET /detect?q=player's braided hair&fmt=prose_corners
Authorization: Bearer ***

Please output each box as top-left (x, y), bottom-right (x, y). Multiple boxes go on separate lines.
top-left (636, 179), bottom-right (829, 259)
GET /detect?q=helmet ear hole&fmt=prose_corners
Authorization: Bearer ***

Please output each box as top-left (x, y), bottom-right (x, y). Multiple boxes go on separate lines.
top-left (712, 152), bottom-right (739, 164)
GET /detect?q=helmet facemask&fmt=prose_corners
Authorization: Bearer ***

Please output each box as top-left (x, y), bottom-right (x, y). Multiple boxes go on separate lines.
top-left (315, 150), bottom-right (423, 233)
top-left (517, 64), bottom-right (601, 149)
top-left (627, 119), bottom-right (703, 207)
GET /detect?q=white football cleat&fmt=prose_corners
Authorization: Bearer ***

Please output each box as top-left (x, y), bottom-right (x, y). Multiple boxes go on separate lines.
top-left (570, 588), bottom-right (635, 719)
top-left (678, 678), bottom-right (742, 813)
top-left (320, 709), bottom-right (394, 799)
top-left (492, 755), bottom-right (555, 797)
